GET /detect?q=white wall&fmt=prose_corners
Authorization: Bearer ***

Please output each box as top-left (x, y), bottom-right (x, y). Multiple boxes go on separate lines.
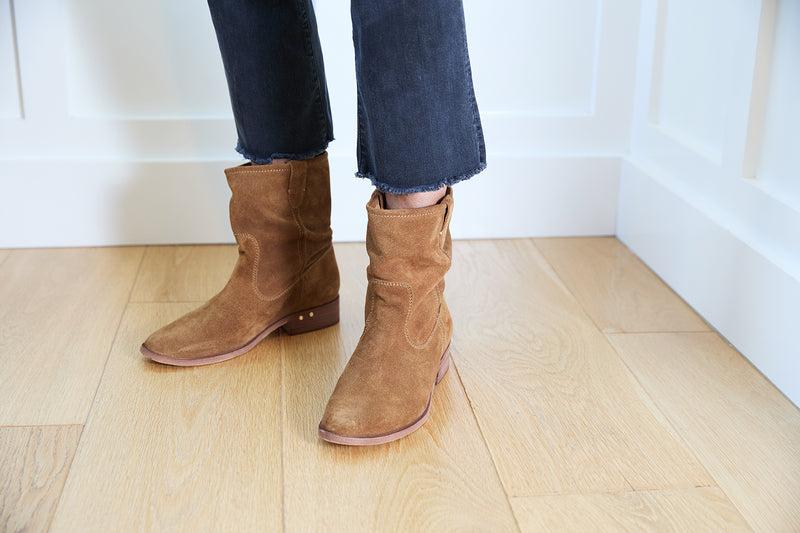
top-left (618, 0), bottom-right (800, 404)
top-left (0, 0), bottom-right (640, 246)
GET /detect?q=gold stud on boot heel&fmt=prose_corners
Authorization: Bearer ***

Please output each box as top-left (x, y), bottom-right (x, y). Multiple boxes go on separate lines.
top-left (281, 296), bottom-right (340, 335)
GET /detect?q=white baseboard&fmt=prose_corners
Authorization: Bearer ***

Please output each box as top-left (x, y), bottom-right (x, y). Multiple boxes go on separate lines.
top-left (617, 158), bottom-right (800, 406)
top-left (0, 154), bottom-right (620, 247)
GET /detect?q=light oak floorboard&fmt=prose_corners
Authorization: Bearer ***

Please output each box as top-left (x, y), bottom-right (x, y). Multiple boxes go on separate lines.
top-left (0, 249), bottom-right (9, 265)
top-left (511, 488), bottom-right (751, 532)
top-left (0, 247), bottom-right (144, 425)
top-left (534, 237), bottom-right (709, 333)
top-left (282, 243), bottom-right (519, 531)
top-left (607, 332), bottom-right (800, 532)
top-left (130, 244), bottom-right (237, 303)
top-left (447, 240), bottom-right (712, 496)
top-left (50, 304), bottom-right (284, 532)
top-left (0, 425), bottom-right (82, 532)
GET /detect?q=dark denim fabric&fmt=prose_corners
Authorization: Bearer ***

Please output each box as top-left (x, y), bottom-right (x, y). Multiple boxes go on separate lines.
top-left (208, 0), bottom-right (485, 193)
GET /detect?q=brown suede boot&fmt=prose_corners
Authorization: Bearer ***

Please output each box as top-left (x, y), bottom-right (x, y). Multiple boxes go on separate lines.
top-left (141, 152), bottom-right (340, 366)
top-left (318, 188), bottom-right (454, 445)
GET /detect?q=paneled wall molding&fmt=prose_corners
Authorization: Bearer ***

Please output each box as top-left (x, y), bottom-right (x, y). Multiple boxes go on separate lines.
top-left (620, 0), bottom-right (800, 404)
top-left (618, 158), bottom-right (800, 406)
top-left (626, 0), bottom-right (800, 282)
top-left (0, 154), bottom-right (622, 247)
top-left (1, 0), bottom-right (641, 244)
top-left (0, 0), bottom-right (22, 119)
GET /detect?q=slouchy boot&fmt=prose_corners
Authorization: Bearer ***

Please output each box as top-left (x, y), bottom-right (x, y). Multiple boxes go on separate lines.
top-left (141, 152), bottom-right (340, 366)
top-left (318, 188), bottom-right (454, 445)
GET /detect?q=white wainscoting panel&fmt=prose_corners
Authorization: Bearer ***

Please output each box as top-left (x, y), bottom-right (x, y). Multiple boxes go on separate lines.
top-left (653, 0), bottom-right (747, 162)
top-left (620, 0), bottom-right (800, 405)
top-left (618, 160), bottom-right (800, 405)
top-left (469, 0), bottom-right (642, 155)
top-left (755, 0), bottom-right (800, 208)
top-left (0, 154), bottom-right (620, 247)
top-left (64, 0), bottom-right (230, 119)
top-left (465, 0), bottom-right (601, 115)
top-left (0, 0), bottom-right (642, 246)
top-left (0, 0), bottom-right (21, 118)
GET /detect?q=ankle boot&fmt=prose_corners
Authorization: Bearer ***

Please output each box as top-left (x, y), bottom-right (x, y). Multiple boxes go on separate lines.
top-left (318, 188), bottom-right (454, 445)
top-left (141, 152), bottom-right (340, 366)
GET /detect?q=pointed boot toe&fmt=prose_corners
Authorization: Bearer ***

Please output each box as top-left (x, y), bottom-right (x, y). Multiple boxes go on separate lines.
top-left (318, 344), bottom-right (451, 446)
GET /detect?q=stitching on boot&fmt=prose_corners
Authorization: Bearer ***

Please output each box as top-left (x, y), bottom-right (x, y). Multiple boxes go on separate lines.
top-left (369, 211), bottom-right (442, 219)
top-left (227, 167), bottom-right (288, 176)
top-left (365, 291), bottom-right (375, 329)
top-left (291, 209), bottom-right (305, 299)
top-left (438, 285), bottom-right (449, 352)
top-left (236, 233), bottom-right (334, 303)
top-left (371, 279), bottom-right (439, 349)
top-left (236, 232), bottom-right (298, 302)
top-left (362, 289), bottom-right (376, 336)
top-left (286, 164), bottom-right (307, 269)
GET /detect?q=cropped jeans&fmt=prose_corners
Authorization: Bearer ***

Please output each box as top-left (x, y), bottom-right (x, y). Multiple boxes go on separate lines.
top-left (207, 0), bottom-right (486, 193)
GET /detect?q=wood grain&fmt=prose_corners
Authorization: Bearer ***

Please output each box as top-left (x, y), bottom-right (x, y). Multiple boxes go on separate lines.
top-left (130, 245), bottom-right (237, 302)
top-left (511, 488), bottom-right (751, 532)
top-left (447, 239), bottom-right (712, 496)
top-left (50, 303), bottom-right (284, 532)
top-left (607, 332), bottom-right (800, 532)
top-left (281, 243), bottom-right (519, 531)
top-left (0, 425), bottom-right (82, 532)
top-left (534, 237), bottom-right (709, 333)
top-left (0, 247), bottom-right (144, 425)
top-left (5, 240), bottom-right (797, 532)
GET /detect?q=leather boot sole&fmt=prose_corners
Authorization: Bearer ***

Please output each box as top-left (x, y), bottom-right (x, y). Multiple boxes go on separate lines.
top-left (317, 343), bottom-right (451, 446)
top-left (141, 296), bottom-right (340, 367)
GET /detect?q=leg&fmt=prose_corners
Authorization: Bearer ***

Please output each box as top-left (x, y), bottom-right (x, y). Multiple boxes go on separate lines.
top-left (207, 0), bottom-right (333, 163)
top-left (351, 0), bottom-right (485, 193)
top-left (384, 187), bottom-right (446, 210)
top-left (319, 0), bottom-right (484, 445)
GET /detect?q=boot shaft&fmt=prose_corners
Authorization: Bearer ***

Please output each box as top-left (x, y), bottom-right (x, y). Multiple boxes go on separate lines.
top-left (364, 188), bottom-right (453, 287)
top-left (224, 152), bottom-right (334, 299)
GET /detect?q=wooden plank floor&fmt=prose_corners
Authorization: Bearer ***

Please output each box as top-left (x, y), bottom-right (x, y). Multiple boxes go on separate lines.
top-left (1, 238), bottom-right (798, 532)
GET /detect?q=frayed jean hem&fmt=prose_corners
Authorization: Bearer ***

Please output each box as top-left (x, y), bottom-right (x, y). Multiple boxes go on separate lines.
top-left (235, 140), bottom-right (331, 165)
top-left (356, 161), bottom-right (486, 194)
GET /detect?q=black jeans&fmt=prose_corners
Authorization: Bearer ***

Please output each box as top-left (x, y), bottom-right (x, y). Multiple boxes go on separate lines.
top-left (207, 0), bottom-right (485, 193)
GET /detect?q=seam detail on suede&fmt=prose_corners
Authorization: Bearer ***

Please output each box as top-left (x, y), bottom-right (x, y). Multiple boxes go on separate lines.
top-left (227, 167), bottom-right (289, 176)
top-left (442, 240), bottom-right (452, 261)
top-left (368, 211), bottom-right (442, 219)
top-left (370, 279), bottom-right (439, 349)
top-left (292, 214), bottom-right (305, 301)
top-left (287, 163), bottom-right (306, 260)
top-left (297, 243), bottom-right (334, 279)
top-left (364, 288), bottom-right (376, 331)
top-left (292, 166), bottom-right (312, 233)
top-left (354, 286), bottom-right (377, 350)
top-left (439, 285), bottom-right (447, 351)
top-left (236, 232), bottom-right (300, 302)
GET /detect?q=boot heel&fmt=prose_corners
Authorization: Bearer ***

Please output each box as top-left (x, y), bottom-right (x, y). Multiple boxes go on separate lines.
top-left (435, 344), bottom-right (451, 385)
top-left (282, 296), bottom-right (340, 335)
